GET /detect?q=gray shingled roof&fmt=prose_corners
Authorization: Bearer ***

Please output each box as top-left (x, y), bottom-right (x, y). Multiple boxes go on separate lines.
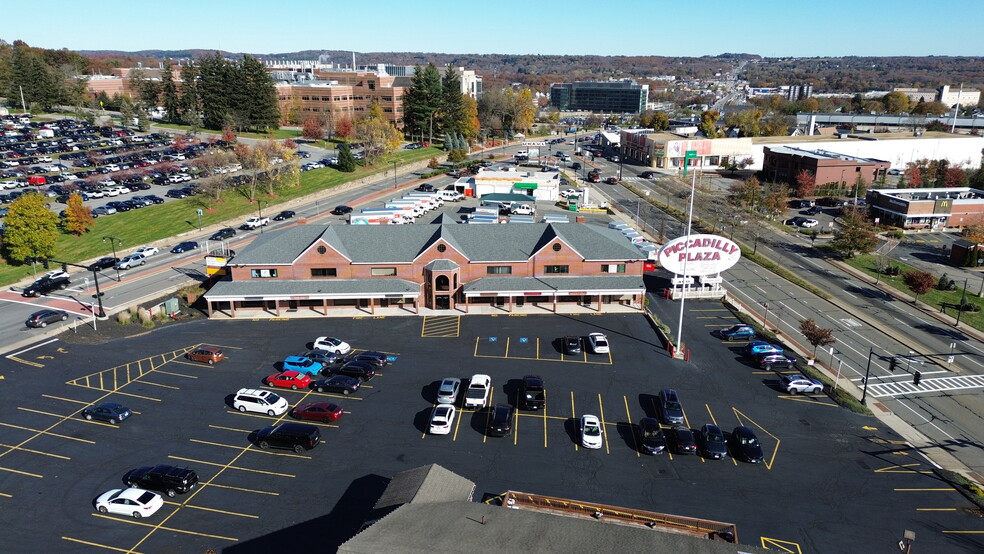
top-left (339, 502), bottom-right (770, 554)
top-left (373, 464), bottom-right (476, 511)
top-left (204, 278), bottom-right (420, 299)
top-left (229, 223), bottom-right (646, 266)
top-left (423, 259), bottom-right (460, 271)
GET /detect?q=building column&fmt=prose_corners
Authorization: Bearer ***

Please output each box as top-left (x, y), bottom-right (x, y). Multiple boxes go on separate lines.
top-left (206, 299), bottom-right (213, 317)
top-left (508, 296), bottom-right (513, 313)
top-left (553, 294), bottom-right (558, 313)
top-left (596, 294), bottom-right (602, 312)
top-left (231, 300), bottom-right (237, 317)
top-left (274, 300), bottom-right (281, 317)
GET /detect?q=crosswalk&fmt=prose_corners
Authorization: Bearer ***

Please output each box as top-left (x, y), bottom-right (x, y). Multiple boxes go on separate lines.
top-left (861, 374), bottom-right (984, 398)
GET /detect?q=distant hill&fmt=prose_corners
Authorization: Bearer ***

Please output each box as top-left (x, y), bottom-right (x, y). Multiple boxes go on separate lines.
top-left (74, 49), bottom-right (984, 95)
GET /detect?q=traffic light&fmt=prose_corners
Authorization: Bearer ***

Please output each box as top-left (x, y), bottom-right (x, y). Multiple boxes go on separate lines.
top-left (888, 358), bottom-right (897, 372)
top-left (913, 371), bottom-right (922, 386)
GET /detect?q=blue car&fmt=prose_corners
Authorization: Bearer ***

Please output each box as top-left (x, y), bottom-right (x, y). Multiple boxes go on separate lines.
top-left (743, 341), bottom-right (783, 357)
top-left (281, 356), bottom-right (324, 376)
top-left (718, 324), bottom-right (755, 341)
top-left (82, 402), bottom-right (132, 425)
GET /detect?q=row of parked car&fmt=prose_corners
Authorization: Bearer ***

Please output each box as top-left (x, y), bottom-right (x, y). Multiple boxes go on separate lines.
top-left (717, 324), bottom-right (824, 394)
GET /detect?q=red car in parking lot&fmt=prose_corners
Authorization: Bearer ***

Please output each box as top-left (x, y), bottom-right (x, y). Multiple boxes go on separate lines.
top-left (291, 402), bottom-right (344, 423)
top-left (265, 370), bottom-right (311, 390)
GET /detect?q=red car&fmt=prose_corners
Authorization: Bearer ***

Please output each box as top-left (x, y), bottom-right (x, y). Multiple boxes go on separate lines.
top-left (292, 402), bottom-right (344, 423)
top-left (265, 370), bottom-right (311, 390)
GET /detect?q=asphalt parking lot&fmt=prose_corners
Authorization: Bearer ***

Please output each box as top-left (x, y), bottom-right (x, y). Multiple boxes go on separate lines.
top-left (2, 312), bottom-right (982, 553)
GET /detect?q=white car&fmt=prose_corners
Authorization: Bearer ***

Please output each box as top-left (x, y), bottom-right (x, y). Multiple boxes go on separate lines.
top-left (233, 388), bottom-right (289, 416)
top-left (580, 414), bottom-right (603, 449)
top-left (313, 336), bottom-right (351, 354)
top-left (436, 377), bottom-right (462, 405)
top-left (95, 488), bottom-right (163, 519)
top-left (42, 269), bottom-right (70, 281)
top-left (429, 405), bottom-right (456, 435)
top-left (779, 374), bottom-right (824, 395)
top-left (135, 246), bottom-right (159, 256)
top-left (511, 204), bottom-right (535, 216)
top-left (800, 218), bottom-right (819, 228)
top-left (586, 332), bottom-right (609, 354)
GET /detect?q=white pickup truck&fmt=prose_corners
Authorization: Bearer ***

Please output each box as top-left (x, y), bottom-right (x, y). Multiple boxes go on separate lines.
top-left (463, 374), bottom-right (492, 409)
top-left (241, 216), bottom-right (270, 230)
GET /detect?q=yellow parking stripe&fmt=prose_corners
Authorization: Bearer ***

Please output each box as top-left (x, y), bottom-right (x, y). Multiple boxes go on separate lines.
top-left (542, 389), bottom-right (548, 448)
top-left (570, 392), bottom-right (578, 451)
top-left (624, 396), bottom-right (639, 457)
top-left (203, 482), bottom-right (280, 495)
top-left (62, 536), bottom-right (144, 553)
top-left (0, 466), bottom-right (43, 478)
top-left (0, 442), bottom-right (69, 460)
top-left (483, 388), bottom-right (495, 444)
top-left (91, 513), bottom-right (237, 541)
top-left (598, 394), bottom-right (609, 454)
top-left (1, 419), bottom-right (96, 442)
top-left (172, 502), bottom-right (258, 519)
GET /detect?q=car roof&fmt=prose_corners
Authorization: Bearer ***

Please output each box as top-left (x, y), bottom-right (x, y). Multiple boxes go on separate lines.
top-left (117, 487), bottom-right (154, 501)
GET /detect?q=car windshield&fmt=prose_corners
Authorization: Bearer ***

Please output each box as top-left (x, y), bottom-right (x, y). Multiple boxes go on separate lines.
top-left (741, 436), bottom-right (759, 446)
top-left (707, 433), bottom-right (724, 443)
top-left (594, 338), bottom-right (608, 347)
top-left (666, 402), bottom-right (681, 412)
top-left (584, 424), bottom-right (601, 436)
top-left (264, 393), bottom-right (282, 404)
top-left (643, 428), bottom-right (661, 438)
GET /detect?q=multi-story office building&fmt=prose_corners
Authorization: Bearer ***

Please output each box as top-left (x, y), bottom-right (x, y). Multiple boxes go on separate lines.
top-left (549, 80), bottom-right (649, 114)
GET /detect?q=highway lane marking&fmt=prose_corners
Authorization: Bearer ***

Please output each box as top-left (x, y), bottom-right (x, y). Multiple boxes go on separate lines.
top-left (892, 398), bottom-right (956, 440)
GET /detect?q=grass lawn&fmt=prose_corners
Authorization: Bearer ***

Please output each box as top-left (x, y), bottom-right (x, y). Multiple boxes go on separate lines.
top-left (151, 123), bottom-right (300, 141)
top-left (843, 253), bottom-right (984, 331)
top-left (0, 147), bottom-right (445, 285)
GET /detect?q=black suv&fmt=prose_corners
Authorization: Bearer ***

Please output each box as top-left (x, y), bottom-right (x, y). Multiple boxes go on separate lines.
top-left (22, 275), bottom-right (70, 297)
top-left (519, 375), bottom-right (545, 410)
top-left (125, 465), bottom-right (198, 497)
top-left (210, 227), bottom-right (237, 241)
top-left (341, 351), bottom-right (388, 368)
top-left (255, 422), bottom-right (321, 453)
top-left (330, 361), bottom-right (376, 381)
top-left (755, 352), bottom-right (796, 370)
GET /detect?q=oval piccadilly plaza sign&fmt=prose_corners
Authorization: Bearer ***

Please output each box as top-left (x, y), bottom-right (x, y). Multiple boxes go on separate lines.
top-left (657, 234), bottom-right (741, 276)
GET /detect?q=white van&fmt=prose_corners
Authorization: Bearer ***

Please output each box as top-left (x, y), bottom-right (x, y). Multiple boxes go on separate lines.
top-left (439, 190), bottom-right (465, 202)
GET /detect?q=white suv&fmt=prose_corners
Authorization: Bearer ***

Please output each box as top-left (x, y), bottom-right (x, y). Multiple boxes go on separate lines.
top-left (115, 253), bottom-right (146, 270)
top-left (233, 388), bottom-right (289, 416)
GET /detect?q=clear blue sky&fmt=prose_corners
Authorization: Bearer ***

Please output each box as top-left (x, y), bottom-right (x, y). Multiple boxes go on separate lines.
top-left (4, 0), bottom-right (981, 57)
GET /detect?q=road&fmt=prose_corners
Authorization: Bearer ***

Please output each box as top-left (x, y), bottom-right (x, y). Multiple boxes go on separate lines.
top-left (585, 161), bottom-right (984, 478)
top-left (6, 141), bottom-right (984, 479)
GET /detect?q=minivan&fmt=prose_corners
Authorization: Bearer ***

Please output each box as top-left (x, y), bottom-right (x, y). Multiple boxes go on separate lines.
top-left (185, 346), bottom-right (225, 365)
top-left (254, 422), bottom-right (321, 453)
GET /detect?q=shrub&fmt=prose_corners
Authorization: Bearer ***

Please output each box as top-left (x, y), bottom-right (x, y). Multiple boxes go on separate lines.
top-left (116, 309), bottom-right (131, 325)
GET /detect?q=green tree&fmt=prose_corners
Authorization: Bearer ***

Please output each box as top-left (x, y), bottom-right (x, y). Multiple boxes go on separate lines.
top-left (652, 111), bottom-right (670, 131)
top-left (61, 192), bottom-right (94, 236)
top-left (912, 100), bottom-right (948, 116)
top-left (337, 143), bottom-right (357, 172)
top-left (238, 55), bottom-right (280, 132)
top-left (403, 63), bottom-right (443, 141)
top-left (440, 66), bottom-right (466, 136)
top-left (179, 61), bottom-right (201, 126)
top-left (1, 192), bottom-right (59, 263)
top-left (829, 209), bottom-right (878, 258)
top-left (161, 60), bottom-right (182, 124)
top-left (119, 95), bottom-right (135, 128)
top-left (724, 108), bottom-right (764, 137)
top-left (198, 52), bottom-right (232, 131)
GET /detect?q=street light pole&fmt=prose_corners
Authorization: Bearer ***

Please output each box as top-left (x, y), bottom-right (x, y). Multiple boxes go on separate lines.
top-left (956, 278), bottom-right (969, 326)
top-left (393, 160), bottom-right (398, 189)
top-left (861, 347), bottom-right (873, 404)
top-left (258, 201), bottom-right (266, 234)
top-left (102, 236), bottom-right (123, 280)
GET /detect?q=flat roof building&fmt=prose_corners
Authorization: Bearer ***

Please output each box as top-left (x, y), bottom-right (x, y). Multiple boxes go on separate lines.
top-left (866, 187), bottom-right (984, 231)
top-left (550, 80), bottom-right (649, 114)
top-left (762, 146), bottom-right (890, 188)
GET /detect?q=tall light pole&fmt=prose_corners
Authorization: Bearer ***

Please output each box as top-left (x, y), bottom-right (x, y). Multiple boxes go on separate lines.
top-left (257, 201), bottom-right (267, 234)
top-left (956, 278), bottom-right (969, 326)
top-left (102, 236), bottom-right (123, 280)
top-left (674, 168), bottom-right (698, 357)
top-left (393, 160), bottom-right (398, 189)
